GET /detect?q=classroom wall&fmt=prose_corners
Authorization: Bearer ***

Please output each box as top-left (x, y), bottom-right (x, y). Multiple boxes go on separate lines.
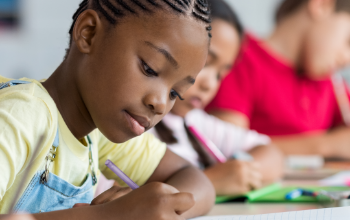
top-left (0, 0), bottom-right (81, 80)
top-left (226, 0), bottom-right (281, 37)
top-left (0, 0), bottom-right (349, 82)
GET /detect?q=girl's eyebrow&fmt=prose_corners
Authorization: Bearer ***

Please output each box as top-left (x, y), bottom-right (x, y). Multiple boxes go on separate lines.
top-left (144, 41), bottom-right (179, 69)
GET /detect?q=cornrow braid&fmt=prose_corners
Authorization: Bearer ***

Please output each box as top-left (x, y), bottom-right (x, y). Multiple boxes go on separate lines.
top-left (65, 0), bottom-right (211, 59)
top-left (69, 0), bottom-right (89, 34)
top-left (162, 0), bottom-right (184, 13)
top-left (131, 0), bottom-right (150, 11)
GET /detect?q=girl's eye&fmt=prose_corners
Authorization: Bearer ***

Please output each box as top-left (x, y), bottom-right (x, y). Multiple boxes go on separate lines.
top-left (170, 90), bottom-right (184, 101)
top-left (142, 60), bottom-right (158, 77)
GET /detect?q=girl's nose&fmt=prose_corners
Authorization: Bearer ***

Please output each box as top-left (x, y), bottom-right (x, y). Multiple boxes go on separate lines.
top-left (143, 92), bottom-right (167, 115)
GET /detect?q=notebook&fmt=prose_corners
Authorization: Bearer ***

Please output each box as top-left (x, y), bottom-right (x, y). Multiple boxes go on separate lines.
top-left (190, 206), bottom-right (350, 220)
top-left (215, 183), bottom-right (350, 204)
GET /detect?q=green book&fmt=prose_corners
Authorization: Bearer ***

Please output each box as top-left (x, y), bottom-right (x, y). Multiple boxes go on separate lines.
top-left (215, 183), bottom-right (350, 204)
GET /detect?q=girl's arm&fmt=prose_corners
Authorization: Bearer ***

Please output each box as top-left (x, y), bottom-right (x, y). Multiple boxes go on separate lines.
top-left (2, 180), bottom-right (200, 220)
top-left (146, 149), bottom-right (216, 219)
top-left (0, 214), bottom-right (35, 220)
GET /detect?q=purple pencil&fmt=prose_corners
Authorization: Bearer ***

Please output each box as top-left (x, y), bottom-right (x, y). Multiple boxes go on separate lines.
top-left (105, 159), bottom-right (139, 190)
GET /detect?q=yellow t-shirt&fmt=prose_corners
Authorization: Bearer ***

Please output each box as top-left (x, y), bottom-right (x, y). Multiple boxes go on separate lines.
top-left (0, 77), bottom-right (166, 213)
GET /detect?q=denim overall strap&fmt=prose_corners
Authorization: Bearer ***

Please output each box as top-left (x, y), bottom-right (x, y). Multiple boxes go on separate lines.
top-left (14, 171), bottom-right (94, 213)
top-left (0, 80), bottom-right (31, 89)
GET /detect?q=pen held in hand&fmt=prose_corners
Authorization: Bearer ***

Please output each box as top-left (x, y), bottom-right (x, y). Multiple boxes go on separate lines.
top-left (105, 159), bottom-right (139, 190)
top-left (188, 126), bottom-right (227, 163)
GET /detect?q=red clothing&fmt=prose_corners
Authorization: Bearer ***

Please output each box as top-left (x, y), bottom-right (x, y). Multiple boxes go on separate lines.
top-left (206, 34), bottom-right (348, 136)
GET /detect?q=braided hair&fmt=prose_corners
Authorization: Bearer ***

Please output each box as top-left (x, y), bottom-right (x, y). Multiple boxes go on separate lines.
top-left (65, 0), bottom-right (211, 58)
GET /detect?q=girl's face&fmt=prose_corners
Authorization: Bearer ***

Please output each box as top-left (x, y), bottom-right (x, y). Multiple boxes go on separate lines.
top-left (302, 12), bottom-right (350, 79)
top-left (77, 12), bottom-right (209, 143)
top-left (171, 19), bottom-right (241, 117)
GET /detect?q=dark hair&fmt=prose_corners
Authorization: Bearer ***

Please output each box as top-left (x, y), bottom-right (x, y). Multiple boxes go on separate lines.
top-left (208, 0), bottom-right (243, 37)
top-left (65, 0), bottom-right (212, 58)
top-left (276, 0), bottom-right (350, 23)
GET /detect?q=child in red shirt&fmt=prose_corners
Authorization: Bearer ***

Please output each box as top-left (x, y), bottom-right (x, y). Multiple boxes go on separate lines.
top-left (207, 0), bottom-right (350, 158)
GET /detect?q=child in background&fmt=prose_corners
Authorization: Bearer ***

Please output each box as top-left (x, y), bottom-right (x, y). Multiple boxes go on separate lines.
top-left (148, 0), bottom-right (284, 196)
top-left (0, 0), bottom-right (215, 219)
top-left (207, 0), bottom-right (350, 159)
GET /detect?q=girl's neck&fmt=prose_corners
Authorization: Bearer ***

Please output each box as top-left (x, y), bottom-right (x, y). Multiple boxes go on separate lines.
top-left (42, 61), bottom-right (96, 140)
top-left (264, 9), bottom-right (310, 68)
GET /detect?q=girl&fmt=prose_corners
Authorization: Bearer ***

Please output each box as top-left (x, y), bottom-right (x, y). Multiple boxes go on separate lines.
top-left (0, 0), bottom-right (215, 219)
top-left (206, 0), bottom-right (350, 159)
top-left (148, 0), bottom-right (284, 196)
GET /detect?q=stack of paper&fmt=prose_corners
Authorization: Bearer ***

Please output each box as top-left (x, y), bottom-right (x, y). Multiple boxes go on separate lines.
top-left (191, 206), bottom-right (350, 220)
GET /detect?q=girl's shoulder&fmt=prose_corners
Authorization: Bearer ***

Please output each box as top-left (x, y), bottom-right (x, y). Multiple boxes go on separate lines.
top-left (0, 77), bottom-right (58, 139)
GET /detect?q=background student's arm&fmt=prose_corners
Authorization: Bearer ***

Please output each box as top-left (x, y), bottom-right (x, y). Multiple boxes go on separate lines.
top-left (271, 126), bottom-right (350, 159)
top-left (209, 109), bottom-right (250, 128)
top-left (196, 109), bottom-right (283, 183)
top-left (146, 149), bottom-right (216, 219)
top-left (189, 110), bottom-right (283, 196)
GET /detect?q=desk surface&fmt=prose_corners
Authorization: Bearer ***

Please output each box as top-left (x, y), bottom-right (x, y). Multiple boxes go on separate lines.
top-left (207, 203), bottom-right (322, 216)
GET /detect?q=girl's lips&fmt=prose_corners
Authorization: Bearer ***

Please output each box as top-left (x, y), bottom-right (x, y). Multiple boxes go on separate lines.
top-left (189, 97), bottom-right (203, 109)
top-left (124, 111), bottom-right (146, 136)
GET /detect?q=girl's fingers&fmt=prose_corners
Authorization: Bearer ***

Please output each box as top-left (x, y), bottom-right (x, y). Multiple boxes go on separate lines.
top-left (248, 170), bottom-right (263, 190)
top-left (171, 192), bottom-right (195, 215)
top-left (72, 203), bottom-right (90, 208)
top-left (91, 186), bottom-right (132, 205)
top-left (103, 187), bottom-right (133, 203)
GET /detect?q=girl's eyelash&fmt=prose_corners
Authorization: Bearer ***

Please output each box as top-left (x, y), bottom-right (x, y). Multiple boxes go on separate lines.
top-left (141, 60), bottom-right (158, 77)
top-left (170, 90), bottom-right (184, 101)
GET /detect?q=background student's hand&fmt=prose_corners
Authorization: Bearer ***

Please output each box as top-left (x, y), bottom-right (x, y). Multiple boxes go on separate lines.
top-left (100, 182), bottom-right (195, 220)
top-left (204, 160), bottom-right (263, 196)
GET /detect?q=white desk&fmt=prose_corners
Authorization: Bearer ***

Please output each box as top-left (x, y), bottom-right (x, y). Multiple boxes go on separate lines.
top-left (207, 203), bottom-right (321, 216)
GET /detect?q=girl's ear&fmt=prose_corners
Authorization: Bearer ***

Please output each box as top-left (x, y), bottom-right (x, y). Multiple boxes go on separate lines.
top-left (72, 9), bottom-right (102, 54)
top-left (307, 0), bottom-right (336, 21)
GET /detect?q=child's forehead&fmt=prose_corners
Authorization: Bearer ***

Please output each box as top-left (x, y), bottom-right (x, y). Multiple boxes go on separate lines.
top-left (106, 11), bottom-right (209, 47)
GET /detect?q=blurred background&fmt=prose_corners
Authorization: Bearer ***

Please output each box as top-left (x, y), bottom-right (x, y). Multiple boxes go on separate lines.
top-left (0, 0), bottom-right (349, 82)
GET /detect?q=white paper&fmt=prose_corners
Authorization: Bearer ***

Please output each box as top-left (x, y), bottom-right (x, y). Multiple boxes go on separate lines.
top-left (191, 207), bottom-right (350, 220)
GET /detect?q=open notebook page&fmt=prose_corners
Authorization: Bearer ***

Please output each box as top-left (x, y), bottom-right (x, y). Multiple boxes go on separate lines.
top-left (190, 206), bottom-right (350, 220)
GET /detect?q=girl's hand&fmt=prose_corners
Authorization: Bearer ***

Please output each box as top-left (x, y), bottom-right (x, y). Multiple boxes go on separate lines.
top-left (73, 185), bottom-right (132, 208)
top-left (92, 185), bottom-right (132, 205)
top-left (101, 182), bottom-right (195, 220)
top-left (204, 160), bottom-right (263, 196)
